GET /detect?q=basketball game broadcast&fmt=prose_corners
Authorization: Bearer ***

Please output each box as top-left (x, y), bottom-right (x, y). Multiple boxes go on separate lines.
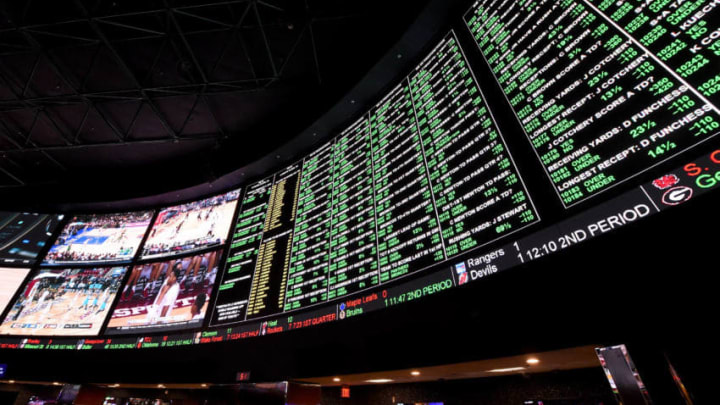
top-left (0, 267), bottom-right (128, 336)
top-left (106, 248), bottom-right (222, 334)
top-left (0, 267), bottom-right (31, 316)
top-left (43, 211), bottom-right (153, 265)
top-left (141, 190), bottom-right (239, 259)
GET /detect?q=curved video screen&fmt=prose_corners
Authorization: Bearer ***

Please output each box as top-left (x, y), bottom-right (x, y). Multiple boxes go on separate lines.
top-left (0, 0), bottom-right (718, 350)
top-left (44, 212), bottom-right (153, 265)
top-left (210, 32), bottom-right (538, 326)
top-left (0, 212), bottom-right (64, 266)
top-left (0, 267), bottom-right (127, 336)
top-left (142, 190), bottom-right (240, 260)
top-left (107, 248), bottom-right (222, 335)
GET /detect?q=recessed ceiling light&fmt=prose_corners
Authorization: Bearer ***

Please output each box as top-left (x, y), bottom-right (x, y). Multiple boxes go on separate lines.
top-left (487, 367), bottom-right (526, 373)
top-left (53, 382), bottom-right (61, 386)
top-left (526, 358), bottom-right (540, 365)
top-left (365, 379), bottom-right (393, 383)
top-left (201, 384), bottom-right (208, 387)
top-left (157, 384), bottom-right (165, 388)
top-left (332, 377), bottom-right (341, 382)
top-left (410, 371), bottom-right (421, 376)
top-left (9, 380), bottom-right (15, 384)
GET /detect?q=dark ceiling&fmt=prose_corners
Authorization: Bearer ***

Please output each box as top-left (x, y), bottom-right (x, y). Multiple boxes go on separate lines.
top-left (0, 0), bottom-right (429, 207)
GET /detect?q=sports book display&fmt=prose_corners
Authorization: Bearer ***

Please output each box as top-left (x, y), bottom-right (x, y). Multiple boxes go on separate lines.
top-left (0, 267), bottom-right (127, 336)
top-left (0, 0), bottom-right (718, 350)
top-left (210, 31), bottom-right (538, 326)
top-left (44, 212), bottom-right (153, 265)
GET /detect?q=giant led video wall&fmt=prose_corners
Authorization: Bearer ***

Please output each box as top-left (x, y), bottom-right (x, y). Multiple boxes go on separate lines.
top-left (0, 0), bottom-right (718, 349)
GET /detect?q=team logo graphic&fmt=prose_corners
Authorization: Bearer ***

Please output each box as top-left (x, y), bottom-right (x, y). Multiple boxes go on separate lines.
top-left (455, 262), bottom-right (468, 285)
top-left (661, 186), bottom-right (693, 206)
top-left (652, 174), bottom-right (680, 190)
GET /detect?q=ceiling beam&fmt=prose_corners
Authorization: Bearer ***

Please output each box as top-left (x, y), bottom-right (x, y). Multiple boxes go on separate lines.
top-left (4, 132), bottom-right (219, 153)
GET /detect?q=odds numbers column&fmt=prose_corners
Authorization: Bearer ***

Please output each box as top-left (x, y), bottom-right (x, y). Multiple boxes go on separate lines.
top-left (370, 83), bottom-right (445, 282)
top-left (283, 143), bottom-right (334, 311)
top-left (327, 117), bottom-right (379, 299)
top-left (246, 164), bottom-right (301, 319)
top-left (210, 178), bottom-right (272, 326)
top-left (408, 32), bottom-right (539, 258)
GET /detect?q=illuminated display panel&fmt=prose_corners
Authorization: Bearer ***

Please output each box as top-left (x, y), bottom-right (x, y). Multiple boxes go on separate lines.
top-left (0, 267), bottom-right (30, 316)
top-left (1, 0), bottom-right (719, 350)
top-left (0, 267), bottom-right (127, 336)
top-left (106, 248), bottom-right (222, 335)
top-left (211, 176), bottom-right (273, 325)
top-left (141, 190), bottom-right (240, 260)
top-left (43, 211), bottom-right (153, 265)
top-left (0, 212), bottom-right (64, 266)
top-left (209, 31), bottom-right (539, 326)
top-left (464, 0), bottom-right (720, 207)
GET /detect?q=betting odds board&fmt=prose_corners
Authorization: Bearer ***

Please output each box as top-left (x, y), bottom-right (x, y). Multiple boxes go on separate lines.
top-left (464, 0), bottom-right (720, 206)
top-left (1, 0), bottom-right (719, 350)
top-left (210, 32), bottom-right (538, 326)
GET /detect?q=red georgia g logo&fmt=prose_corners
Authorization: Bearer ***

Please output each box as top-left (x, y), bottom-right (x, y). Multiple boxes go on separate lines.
top-left (652, 174), bottom-right (680, 190)
top-left (661, 186), bottom-right (693, 206)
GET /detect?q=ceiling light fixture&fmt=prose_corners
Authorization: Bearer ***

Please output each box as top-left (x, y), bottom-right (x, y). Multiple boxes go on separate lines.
top-left (332, 377), bottom-right (341, 382)
top-left (410, 371), bottom-right (421, 376)
top-left (365, 379), bottom-right (393, 383)
top-left (526, 358), bottom-right (540, 365)
top-left (487, 367), bottom-right (526, 373)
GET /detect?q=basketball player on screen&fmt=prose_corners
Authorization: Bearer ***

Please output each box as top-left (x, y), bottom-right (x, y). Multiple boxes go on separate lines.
top-left (146, 264), bottom-right (181, 324)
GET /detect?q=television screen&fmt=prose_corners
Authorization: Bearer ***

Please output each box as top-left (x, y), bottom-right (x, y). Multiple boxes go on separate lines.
top-left (0, 267), bottom-right (30, 316)
top-left (141, 190), bottom-right (240, 259)
top-left (0, 212), bottom-right (64, 265)
top-left (43, 211), bottom-right (153, 265)
top-left (106, 248), bottom-right (222, 334)
top-left (0, 267), bottom-right (128, 336)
